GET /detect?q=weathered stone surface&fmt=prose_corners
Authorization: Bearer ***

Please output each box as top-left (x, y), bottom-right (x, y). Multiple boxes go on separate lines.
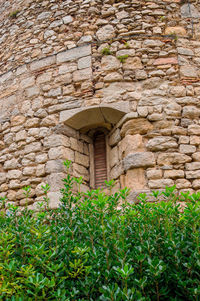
top-left (190, 136), bottom-right (200, 145)
top-left (7, 170), bottom-right (22, 179)
top-left (124, 168), bottom-right (146, 190)
top-left (186, 170), bottom-right (200, 179)
top-left (24, 142), bottom-right (42, 154)
top-left (110, 162), bottom-right (123, 179)
top-left (30, 56), bottom-right (56, 71)
top-left (164, 102), bottom-right (182, 117)
top-left (11, 115), bottom-right (26, 126)
top-left (153, 57), bottom-right (178, 65)
top-left (75, 152), bottom-right (89, 168)
top-left (179, 144), bottom-right (196, 154)
top-left (73, 68), bottom-right (92, 82)
top-left (0, 173), bottom-right (6, 184)
top-left (175, 179), bottom-right (191, 189)
top-left (123, 57), bottom-right (143, 70)
top-left (45, 160), bottom-right (64, 174)
top-left (1, 0), bottom-right (200, 205)
top-left (146, 169), bottom-right (162, 179)
top-left (185, 162), bottom-right (200, 171)
top-left (181, 4), bottom-right (200, 18)
top-left (192, 152), bottom-right (200, 161)
top-left (149, 179), bottom-right (174, 189)
top-left (119, 134), bottom-right (144, 157)
top-left (182, 106), bottom-right (200, 119)
top-left (78, 56), bottom-right (91, 70)
top-left (121, 118), bottom-right (153, 137)
top-left (48, 146), bottom-right (74, 161)
top-left (57, 45), bottom-right (91, 63)
top-left (192, 180), bottom-right (200, 189)
top-left (101, 55), bottom-right (121, 71)
top-left (43, 135), bottom-right (70, 148)
top-left (4, 159), bottom-right (18, 170)
top-left (124, 152), bottom-right (155, 171)
top-left (157, 153), bottom-right (192, 165)
top-left (188, 125), bottom-right (200, 136)
top-left (23, 166), bottom-right (36, 176)
top-left (180, 66), bottom-right (198, 78)
top-left (147, 137), bottom-right (178, 151)
top-left (110, 146), bottom-right (118, 168)
top-left (109, 129), bottom-right (121, 147)
top-left (63, 15), bottom-right (73, 24)
top-left (164, 170), bottom-right (184, 179)
top-left (96, 25), bottom-right (115, 41)
top-left (165, 26), bottom-right (187, 36)
top-left (47, 173), bottom-right (66, 191)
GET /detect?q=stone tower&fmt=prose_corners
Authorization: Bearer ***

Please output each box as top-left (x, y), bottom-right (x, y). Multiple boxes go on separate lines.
top-left (0, 0), bottom-right (200, 208)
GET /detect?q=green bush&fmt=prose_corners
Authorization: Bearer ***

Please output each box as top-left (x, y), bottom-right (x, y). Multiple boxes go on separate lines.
top-left (0, 161), bottom-right (199, 300)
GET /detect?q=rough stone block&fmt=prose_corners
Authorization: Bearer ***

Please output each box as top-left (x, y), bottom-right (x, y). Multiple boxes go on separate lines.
top-left (4, 159), bottom-right (18, 170)
top-left (120, 118), bottom-right (153, 137)
top-left (185, 162), bottom-right (200, 170)
top-left (146, 169), bottom-right (162, 179)
top-left (157, 153), bottom-right (192, 165)
top-left (57, 45), bottom-right (91, 63)
top-left (48, 146), bottom-right (74, 161)
top-left (110, 146), bottom-right (119, 168)
top-left (149, 179), bottom-right (174, 189)
top-left (123, 152), bottom-right (155, 171)
top-left (164, 170), bottom-right (184, 179)
top-left (7, 170), bottom-right (22, 179)
top-left (153, 57), bottom-right (178, 65)
top-left (78, 56), bottom-right (91, 69)
top-left (101, 55), bottom-right (121, 71)
top-left (119, 134), bottom-right (144, 158)
top-left (23, 167), bottom-right (36, 176)
top-left (180, 66), bottom-right (198, 78)
top-left (0, 173), bottom-right (6, 184)
top-left (73, 68), bottom-right (92, 82)
top-left (182, 106), bottom-right (200, 119)
top-left (70, 137), bottom-right (84, 153)
top-left (110, 162), bottom-right (124, 180)
top-left (179, 144), bottom-right (196, 154)
top-left (123, 57), bottom-right (143, 70)
top-left (188, 125), bottom-right (200, 135)
top-left (96, 25), bottom-right (115, 41)
top-left (44, 134), bottom-right (70, 148)
top-left (46, 160), bottom-right (65, 174)
top-left (24, 142), bottom-right (42, 154)
top-left (109, 129), bottom-right (121, 147)
top-left (175, 179), bottom-right (191, 189)
top-left (124, 168), bottom-right (146, 190)
top-left (75, 152), bottom-right (89, 168)
top-left (192, 180), bottom-right (200, 189)
top-left (30, 56), bottom-right (56, 71)
top-left (147, 137), bottom-right (178, 151)
top-left (165, 26), bottom-right (186, 36)
top-left (186, 170), bottom-right (200, 179)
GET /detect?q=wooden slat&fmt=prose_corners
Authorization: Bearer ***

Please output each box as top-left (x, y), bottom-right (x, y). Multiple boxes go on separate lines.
top-left (94, 132), bottom-right (107, 189)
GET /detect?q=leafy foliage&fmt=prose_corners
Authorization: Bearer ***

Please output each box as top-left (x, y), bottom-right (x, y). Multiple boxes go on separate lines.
top-left (0, 161), bottom-right (199, 300)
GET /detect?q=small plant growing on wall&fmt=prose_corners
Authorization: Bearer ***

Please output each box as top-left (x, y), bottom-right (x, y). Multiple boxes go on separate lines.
top-left (9, 10), bottom-right (20, 18)
top-left (101, 47), bottom-right (112, 55)
top-left (117, 54), bottom-right (129, 63)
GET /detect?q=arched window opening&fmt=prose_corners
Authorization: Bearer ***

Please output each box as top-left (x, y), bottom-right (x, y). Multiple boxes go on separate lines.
top-left (93, 131), bottom-right (107, 189)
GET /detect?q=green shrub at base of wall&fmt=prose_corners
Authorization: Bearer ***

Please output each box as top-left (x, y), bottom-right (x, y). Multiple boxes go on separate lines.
top-left (0, 164), bottom-right (199, 300)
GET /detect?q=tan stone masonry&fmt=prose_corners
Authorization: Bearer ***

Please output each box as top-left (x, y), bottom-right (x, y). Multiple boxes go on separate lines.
top-left (0, 0), bottom-right (200, 207)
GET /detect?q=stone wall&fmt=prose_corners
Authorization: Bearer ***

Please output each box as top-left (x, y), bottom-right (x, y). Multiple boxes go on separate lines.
top-left (0, 0), bottom-right (200, 207)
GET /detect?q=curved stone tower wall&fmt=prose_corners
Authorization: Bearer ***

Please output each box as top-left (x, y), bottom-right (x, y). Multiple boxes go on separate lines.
top-left (0, 0), bottom-right (200, 207)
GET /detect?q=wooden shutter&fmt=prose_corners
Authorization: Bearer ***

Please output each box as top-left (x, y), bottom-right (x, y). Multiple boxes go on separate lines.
top-left (93, 132), bottom-right (107, 188)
